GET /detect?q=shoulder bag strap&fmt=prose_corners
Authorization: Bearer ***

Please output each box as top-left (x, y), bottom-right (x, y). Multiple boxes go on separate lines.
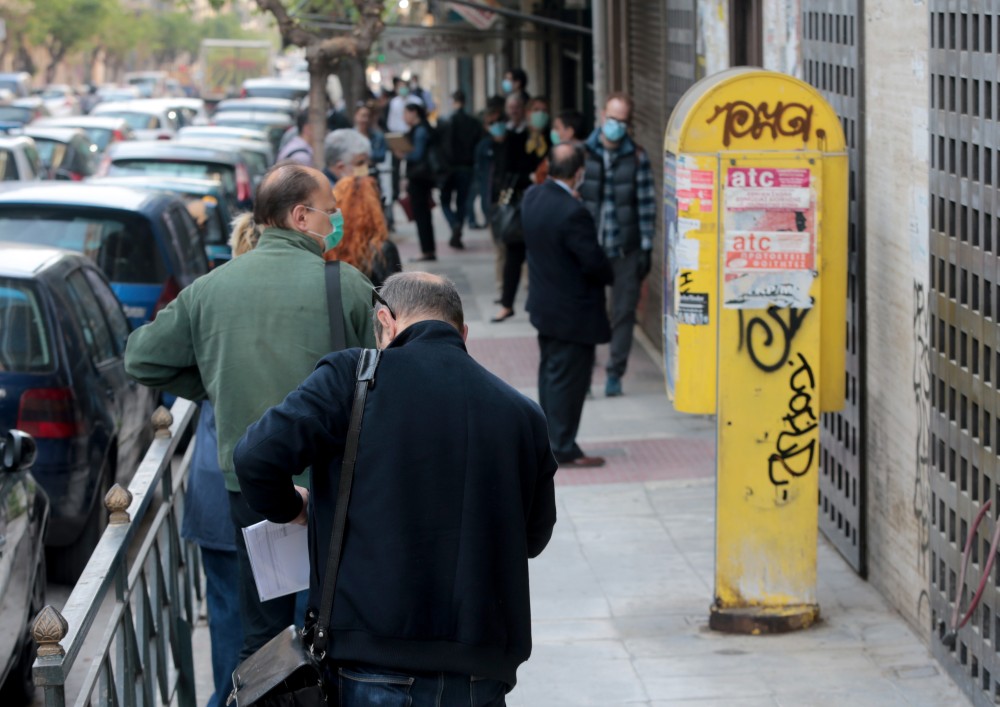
top-left (325, 261), bottom-right (347, 352)
top-left (311, 348), bottom-right (380, 656)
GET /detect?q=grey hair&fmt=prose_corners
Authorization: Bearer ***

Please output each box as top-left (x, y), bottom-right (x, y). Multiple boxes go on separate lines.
top-left (372, 272), bottom-right (465, 341)
top-left (324, 128), bottom-right (371, 169)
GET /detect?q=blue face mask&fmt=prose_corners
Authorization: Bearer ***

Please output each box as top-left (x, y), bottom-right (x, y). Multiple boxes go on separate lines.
top-left (304, 206), bottom-right (344, 250)
top-left (550, 129), bottom-right (561, 145)
top-left (501, 79), bottom-right (514, 94)
top-left (602, 117), bottom-right (627, 143)
top-left (489, 122), bottom-right (507, 138)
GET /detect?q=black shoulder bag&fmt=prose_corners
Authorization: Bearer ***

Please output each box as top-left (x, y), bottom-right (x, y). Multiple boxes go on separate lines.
top-left (227, 263), bottom-right (379, 707)
top-left (490, 174), bottom-right (524, 245)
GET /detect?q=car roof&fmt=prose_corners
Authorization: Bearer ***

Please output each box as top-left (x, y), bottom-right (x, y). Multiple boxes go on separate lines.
top-left (22, 126), bottom-right (87, 142)
top-left (213, 111), bottom-right (293, 125)
top-left (0, 135), bottom-right (34, 149)
top-left (88, 175), bottom-right (223, 195)
top-left (107, 141), bottom-right (240, 163)
top-left (35, 116), bottom-right (130, 129)
top-left (243, 77), bottom-right (309, 89)
top-left (93, 101), bottom-right (166, 116)
top-left (218, 97), bottom-right (297, 109)
top-left (177, 126), bottom-right (269, 141)
top-left (0, 182), bottom-right (169, 211)
top-left (175, 136), bottom-right (271, 155)
top-left (0, 241), bottom-right (86, 277)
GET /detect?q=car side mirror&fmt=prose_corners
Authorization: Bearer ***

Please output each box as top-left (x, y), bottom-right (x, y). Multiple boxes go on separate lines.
top-left (1, 430), bottom-right (37, 472)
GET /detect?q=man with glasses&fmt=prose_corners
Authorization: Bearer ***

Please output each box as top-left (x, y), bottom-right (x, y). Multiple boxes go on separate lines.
top-left (125, 163), bottom-right (376, 659)
top-left (578, 92), bottom-right (656, 397)
top-left (235, 271), bottom-right (557, 706)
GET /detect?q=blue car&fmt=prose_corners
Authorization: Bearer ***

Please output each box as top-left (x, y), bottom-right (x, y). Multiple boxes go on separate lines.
top-left (0, 244), bottom-right (155, 582)
top-left (0, 183), bottom-right (208, 327)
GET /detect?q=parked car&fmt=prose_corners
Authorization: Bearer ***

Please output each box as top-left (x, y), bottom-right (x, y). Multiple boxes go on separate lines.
top-left (124, 71), bottom-right (168, 99)
top-left (95, 85), bottom-right (141, 106)
top-left (0, 137), bottom-right (46, 181)
top-left (90, 100), bottom-right (178, 141)
top-left (99, 140), bottom-right (255, 209)
top-left (88, 175), bottom-right (239, 265)
top-left (0, 428), bottom-right (48, 704)
top-left (0, 183), bottom-right (209, 327)
top-left (0, 73), bottom-right (31, 99)
top-left (240, 76), bottom-right (309, 103)
top-left (211, 110), bottom-right (293, 152)
top-left (22, 127), bottom-right (96, 181)
top-left (34, 115), bottom-right (135, 154)
top-left (215, 97), bottom-right (298, 121)
top-left (143, 97), bottom-right (209, 128)
top-left (0, 102), bottom-right (49, 133)
top-left (37, 85), bottom-right (79, 118)
top-left (177, 125), bottom-right (271, 145)
top-left (0, 244), bottom-right (155, 582)
top-left (174, 135), bottom-right (273, 183)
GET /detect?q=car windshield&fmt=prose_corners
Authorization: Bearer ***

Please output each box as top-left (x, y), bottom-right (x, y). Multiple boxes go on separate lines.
top-left (0, 149), bottom-right (18, 180)
top-left (0, 209), bottom-right (167, 284)
top-left (31, 138), bottom-right (65, 168)
top-left (41, 89), bottom-right (67, 99)
top-left (0, 79), bottom-right (21, 93)
top-left (0, 106), bottom-right (32, 123)
top-left (181, 195), bottom-right (226, 246)
top-left (100, 112), bottom-right (157, 130)
top-left (108, 159), bottom-right (236, 196)
top-left (0, 278), bottom-right (53, 373)
top-left (245, 87), bottom-right (307, 101)
top-left (80, 127), bottom-right (112, 152)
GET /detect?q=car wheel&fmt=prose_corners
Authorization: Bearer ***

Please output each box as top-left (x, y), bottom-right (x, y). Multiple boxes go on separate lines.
top-left (47, 452), bottom-right (111, 584)
top-left (0, 550), bottom-right (45, 705)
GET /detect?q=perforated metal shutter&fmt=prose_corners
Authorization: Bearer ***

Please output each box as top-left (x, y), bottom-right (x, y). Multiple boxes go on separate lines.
top-left (927, 6), bottom-right (1000, 705)
top-left (800, 0), bottom-right (867, 575)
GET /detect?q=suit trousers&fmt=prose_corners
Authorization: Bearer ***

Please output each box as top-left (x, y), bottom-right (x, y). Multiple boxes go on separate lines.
top-left (538, 334), bottom-right (596, 462)
top-left (607, 249), bottom-right (643, 378)
top-left (500, 241), bottom-right (526, 309)
top-left (408, 178), bottom-right (436, 255)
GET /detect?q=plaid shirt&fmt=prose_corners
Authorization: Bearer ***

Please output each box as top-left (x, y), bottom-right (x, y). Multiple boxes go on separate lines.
top-left (587, 132), bottom-right (656, 254)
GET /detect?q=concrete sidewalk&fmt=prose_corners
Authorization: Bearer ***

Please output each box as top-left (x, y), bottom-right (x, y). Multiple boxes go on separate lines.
top-left (193, 206), bottom-right (968, 706)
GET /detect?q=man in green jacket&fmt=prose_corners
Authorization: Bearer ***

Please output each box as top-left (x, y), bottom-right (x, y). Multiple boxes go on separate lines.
top-left (125, 163), bottom-right (376, 658)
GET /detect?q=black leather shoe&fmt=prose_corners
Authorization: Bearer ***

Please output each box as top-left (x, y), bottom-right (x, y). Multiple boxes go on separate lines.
top-left (409, 254), bottom-right (437, 262)
top-left (490, 308), bottom-right (515, 323)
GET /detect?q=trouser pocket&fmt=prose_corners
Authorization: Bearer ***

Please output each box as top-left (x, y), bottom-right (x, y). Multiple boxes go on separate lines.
top-left (338, 667), bottom-right (414, 707)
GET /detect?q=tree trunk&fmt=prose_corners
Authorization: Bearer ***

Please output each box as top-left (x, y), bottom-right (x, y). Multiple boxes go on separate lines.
top-left (16, 38), bottom-right (34, 75)
top-left (335, 56), bottom-right (367, 113)
top-left (307, 57), bottom-right (331, 170)
top-left (45, 44), bottom-right (65, 85)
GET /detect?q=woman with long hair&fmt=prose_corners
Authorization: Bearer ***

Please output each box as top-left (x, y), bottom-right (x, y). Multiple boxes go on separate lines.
top-left (326, 175), bottom-right (401, 286)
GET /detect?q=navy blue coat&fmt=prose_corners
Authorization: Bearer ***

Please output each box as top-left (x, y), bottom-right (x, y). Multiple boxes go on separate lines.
top-left (523, 180), bottom-right (614, 345)
top-left (234, 321), bottom-right (558, 688)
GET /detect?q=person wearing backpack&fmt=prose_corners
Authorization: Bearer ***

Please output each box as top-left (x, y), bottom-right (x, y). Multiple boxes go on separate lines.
top-left (395, 99), bottom-right (438, 261)
top-left (440, 89), bottom-right (484, 249)
top-left (578, 92), bottom-right (656, 398)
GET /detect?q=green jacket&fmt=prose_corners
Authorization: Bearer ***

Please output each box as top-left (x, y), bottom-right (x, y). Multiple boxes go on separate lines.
top-left (125, 226), bottom-right (376, 491)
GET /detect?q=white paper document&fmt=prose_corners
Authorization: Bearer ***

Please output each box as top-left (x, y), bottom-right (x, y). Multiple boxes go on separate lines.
top-left (242, 520), bottom-right (310, 602)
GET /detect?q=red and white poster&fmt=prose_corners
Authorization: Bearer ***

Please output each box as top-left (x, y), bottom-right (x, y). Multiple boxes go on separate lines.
top-left (722, 166), bottom-right (817, 309)
top-left (676, 167), bottom-right (714, 213)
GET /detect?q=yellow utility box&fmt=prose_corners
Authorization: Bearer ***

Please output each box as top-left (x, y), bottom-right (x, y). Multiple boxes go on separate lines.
top-left (662, 68), bottom-right (848, 633)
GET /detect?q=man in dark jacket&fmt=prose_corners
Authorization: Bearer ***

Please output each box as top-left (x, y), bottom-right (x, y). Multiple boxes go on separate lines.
top-left (578, 92), bottom-right (655, 398)
top-left (440, 89), bottom-right (484, 249)
top-left (524, 144), bottom-right (614, 467)
top-left (234, 272), bottom-right (558, 704)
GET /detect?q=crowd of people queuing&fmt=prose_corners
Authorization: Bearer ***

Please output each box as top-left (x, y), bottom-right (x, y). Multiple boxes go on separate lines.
top-left (123, 66), bottom-right (654, 707)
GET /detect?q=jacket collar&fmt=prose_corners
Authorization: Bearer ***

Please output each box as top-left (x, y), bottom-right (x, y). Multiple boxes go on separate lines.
top-left (256, 226), bottom-right (324, 257)
top-left (585, 128), bottom-right (636, 158)
top-left (387, 320), bottom-right (468, 352)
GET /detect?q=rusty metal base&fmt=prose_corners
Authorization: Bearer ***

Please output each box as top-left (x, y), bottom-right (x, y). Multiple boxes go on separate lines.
top-left (709, 604), bottom-right (820, 634)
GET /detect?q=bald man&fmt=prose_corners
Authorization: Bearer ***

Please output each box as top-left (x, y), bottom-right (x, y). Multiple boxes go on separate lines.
top-left (126, 163), bottom-right (376, 658)
top-left (236, 271), bottom-right (557, 702)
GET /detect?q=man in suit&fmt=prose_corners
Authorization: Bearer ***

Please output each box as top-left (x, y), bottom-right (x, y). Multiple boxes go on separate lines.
top-left (523, 143), bottom-right (614, 467)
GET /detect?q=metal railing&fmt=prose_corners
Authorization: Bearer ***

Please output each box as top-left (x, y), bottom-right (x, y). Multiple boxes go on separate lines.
top-left (31, 399), bottom-right (200, 707)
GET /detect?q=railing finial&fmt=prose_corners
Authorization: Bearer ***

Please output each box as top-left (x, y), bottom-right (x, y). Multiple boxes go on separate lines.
top-left (33, 605), bottom-right (68, 657)
top-left (152, 406), bottom-right (174, 438)
top-left (105, 484), bottom-right (134, 524)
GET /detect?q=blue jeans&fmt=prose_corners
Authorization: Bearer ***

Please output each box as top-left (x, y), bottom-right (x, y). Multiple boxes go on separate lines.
top-left (337, 665), bottom-right (506, 707)
top-left (201, 547), bottom-right (243, 707)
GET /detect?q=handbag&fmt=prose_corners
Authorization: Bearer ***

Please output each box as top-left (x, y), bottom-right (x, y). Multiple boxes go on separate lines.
top-left (228, 348), bottom-right (381, 706)
top-left (490, 179), bottom-right (523, 245)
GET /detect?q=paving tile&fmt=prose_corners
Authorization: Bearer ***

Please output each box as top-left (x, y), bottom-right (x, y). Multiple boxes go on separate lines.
top-left (513, 642), bottom-right (649, 706)
top-left (632, 662), bottom-right (774, 700)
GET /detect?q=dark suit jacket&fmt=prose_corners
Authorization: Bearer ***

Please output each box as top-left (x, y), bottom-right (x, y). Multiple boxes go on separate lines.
top-left (523, 180), bottom-right (614, 345)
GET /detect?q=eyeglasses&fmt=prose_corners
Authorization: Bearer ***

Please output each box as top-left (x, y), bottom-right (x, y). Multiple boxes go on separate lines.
top-left (371, 287), bottom-right (396, 320)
